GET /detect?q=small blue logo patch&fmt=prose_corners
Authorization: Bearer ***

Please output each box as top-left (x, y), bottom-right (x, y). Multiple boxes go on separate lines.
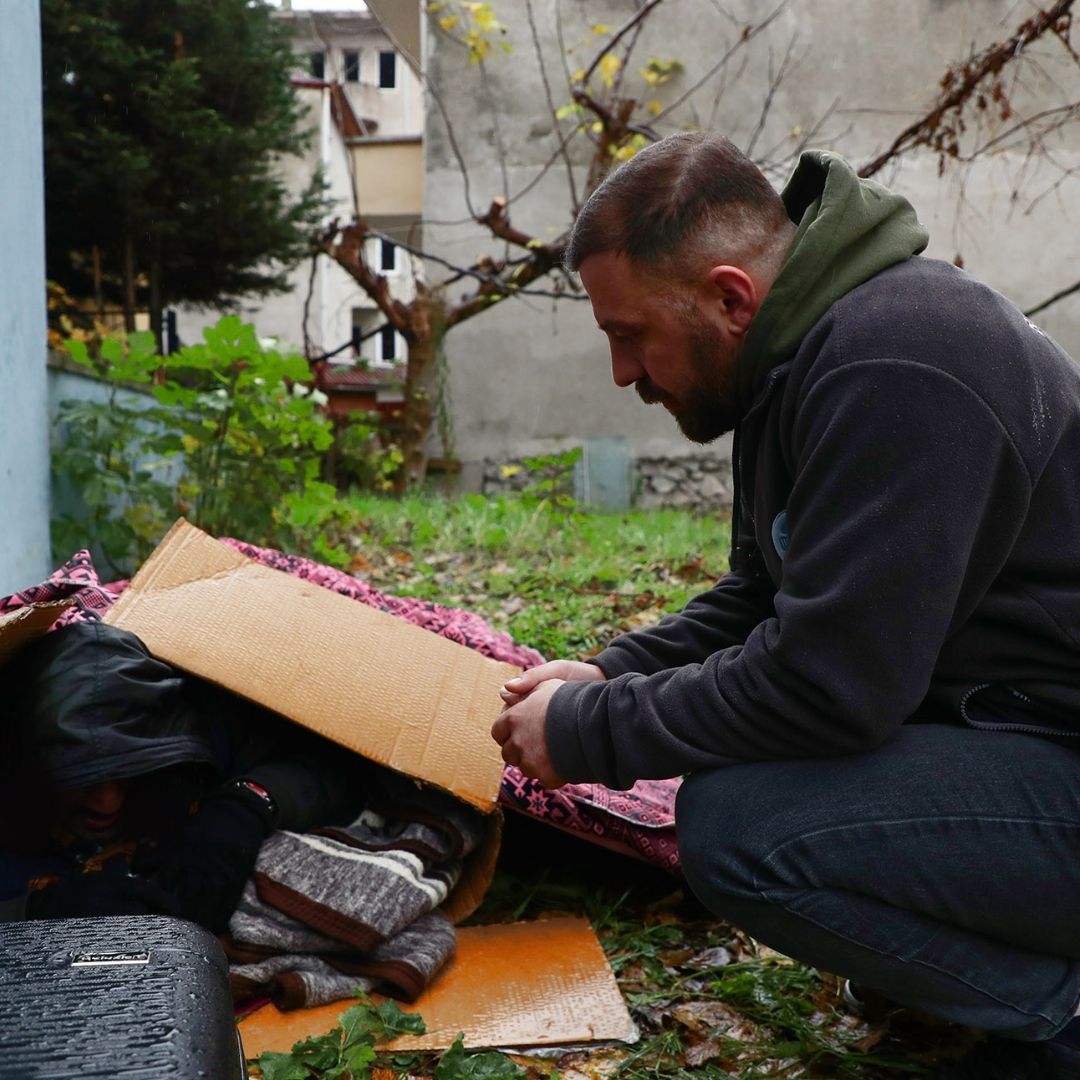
top-left (771, 510), bottom-right (789, 560)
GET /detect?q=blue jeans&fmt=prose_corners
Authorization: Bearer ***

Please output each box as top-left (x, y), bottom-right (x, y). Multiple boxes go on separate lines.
top-left (676, 723), bottom-right (1080, 1040)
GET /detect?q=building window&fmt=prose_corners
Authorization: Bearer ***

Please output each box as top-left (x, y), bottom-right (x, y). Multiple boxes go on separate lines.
top-left (309, 51), bottom-right (325, 80)
top-left (343, 49), bottom-right (360, 83)
top-left (353, 310), bottom-right (401, 365)
top-left (379, 239), bottom-right (397, 274)
top-left (378, 50), bottom-right (397, 89)
top-left (379, 325), bottom-right (399, 363)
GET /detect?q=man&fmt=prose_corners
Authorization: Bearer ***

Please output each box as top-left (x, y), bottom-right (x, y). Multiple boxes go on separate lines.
top-left (492, 132), bottom-right (1080, 1078)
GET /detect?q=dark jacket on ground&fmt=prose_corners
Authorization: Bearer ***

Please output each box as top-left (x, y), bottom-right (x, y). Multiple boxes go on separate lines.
top-left (546, 151), bottom-right (1080, 790)
top-left (0, 621), bottom-right (370, 923)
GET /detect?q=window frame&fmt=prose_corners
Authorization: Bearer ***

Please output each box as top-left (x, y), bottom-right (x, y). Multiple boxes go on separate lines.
top-left (343, 48), bottom-right (360, 83)
top-left (378, 49), bottom-right (397, 90)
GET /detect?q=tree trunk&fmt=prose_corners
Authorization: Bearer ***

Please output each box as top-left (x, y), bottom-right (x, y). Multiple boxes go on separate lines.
top-left (149, 242), bottom-right (163, 355)
top-left (397, 291), bottom-right (445, 491)
top-left (122, 231), bottom-right (136, 334)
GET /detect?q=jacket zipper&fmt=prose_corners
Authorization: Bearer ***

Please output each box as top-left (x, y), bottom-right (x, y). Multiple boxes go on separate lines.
top-left (959, 682), bottom-right (1080, 736)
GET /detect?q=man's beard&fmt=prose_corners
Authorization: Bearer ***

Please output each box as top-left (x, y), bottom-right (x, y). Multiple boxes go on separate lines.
top-left (635, 312), bottom-right (739, 444)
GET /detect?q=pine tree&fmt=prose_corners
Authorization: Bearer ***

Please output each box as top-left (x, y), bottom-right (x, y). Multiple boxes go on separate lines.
top-left (41, 0), bottom-right (326, 341)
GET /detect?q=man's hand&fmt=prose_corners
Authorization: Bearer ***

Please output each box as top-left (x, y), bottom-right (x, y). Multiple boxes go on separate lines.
top-left (499, 659), bottom-right (605, 707)
top-left (492, 678), bottom-right (567, 788)
top-left (492, 663), bottom-right (604, 788)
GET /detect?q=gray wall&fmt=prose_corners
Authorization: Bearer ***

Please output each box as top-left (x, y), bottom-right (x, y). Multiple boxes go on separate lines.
top-left (421, 0), bottom-right (1080, 492)
top-left (0, 1), bottom-right (51, 593)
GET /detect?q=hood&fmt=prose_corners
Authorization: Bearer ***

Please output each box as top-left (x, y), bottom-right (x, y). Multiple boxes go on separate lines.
top-left (5, 622), bottom-right (217, 792)
top-left (736, 150), bottom-right (929, 411)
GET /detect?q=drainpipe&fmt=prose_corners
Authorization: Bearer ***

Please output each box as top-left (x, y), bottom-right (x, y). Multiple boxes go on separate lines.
top-left (320, 82), bottom-right (332, 355)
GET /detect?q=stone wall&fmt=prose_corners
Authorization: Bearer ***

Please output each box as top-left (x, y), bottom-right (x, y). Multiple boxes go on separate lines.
top-left (482, 454), bottom-right (733, 512)
top-left (635, 456), bottom-right (733, 511)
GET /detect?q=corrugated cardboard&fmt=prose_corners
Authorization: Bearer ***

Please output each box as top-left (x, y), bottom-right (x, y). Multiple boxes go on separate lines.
top-left (105, 519), bottom-right (519, 811)
top-left (238, 916), bottom-right (638, 1053)
top-left (103, 518), bottom-right (520, 920)
top-left (0, 602), bottom-right (73, 668)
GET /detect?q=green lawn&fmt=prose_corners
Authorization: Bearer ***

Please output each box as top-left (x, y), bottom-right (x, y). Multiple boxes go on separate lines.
top-left (341, 491), bottom-right (731, 659)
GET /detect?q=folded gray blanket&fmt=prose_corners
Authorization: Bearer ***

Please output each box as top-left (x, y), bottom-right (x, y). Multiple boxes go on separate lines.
top-left (225, 772), bottom-right (485, 1010)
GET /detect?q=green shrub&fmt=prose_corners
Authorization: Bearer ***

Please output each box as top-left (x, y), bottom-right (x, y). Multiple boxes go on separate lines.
top-left (52, 316), bottom-right (350, 574)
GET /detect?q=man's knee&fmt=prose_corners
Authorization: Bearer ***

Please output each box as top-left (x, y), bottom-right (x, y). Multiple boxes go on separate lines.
top-left (676, 767), bottom-right (779, 911)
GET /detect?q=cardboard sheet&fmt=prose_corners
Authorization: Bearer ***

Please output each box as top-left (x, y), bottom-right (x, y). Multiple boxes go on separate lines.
top-left (0, 602), bottom-right (72, 669)
top-left (238, 916), bottom-right (638, 1054)
top-left (104, 519), bottom-right (519, 811)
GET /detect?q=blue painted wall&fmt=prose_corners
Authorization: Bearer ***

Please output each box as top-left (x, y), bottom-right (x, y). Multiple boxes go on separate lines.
top-left (0, 1), bottom-right (50, 595)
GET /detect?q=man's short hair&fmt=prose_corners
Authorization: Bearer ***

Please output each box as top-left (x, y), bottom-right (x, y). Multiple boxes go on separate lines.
top-left (564, 132), bottom-right (789, 280)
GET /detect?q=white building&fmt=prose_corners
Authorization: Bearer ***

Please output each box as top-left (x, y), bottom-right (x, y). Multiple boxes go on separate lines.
top-left (177, 6), bottom-right (423, 373)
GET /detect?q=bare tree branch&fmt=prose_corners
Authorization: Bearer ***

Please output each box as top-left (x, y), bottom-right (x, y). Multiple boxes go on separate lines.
top-left (1025, 278), bottom-right (1080, 317)
top-left (579, 0), bottom-right (667, 86)
top-left (961, 101), bottom-right (1080, 159)
top-left (318, 220), bottom-right (413, 338)
top-left (524, 0), bottom-right (580, 214)
top-left (301, 248), bottom-right (319, 361)
top-left (745, 35), bottom-right (799, 159)
top-left (652, 0), bottom-right (791, 124)
top-left (445, 236), bottom-right (571, 328)
top-left (859, 0), bottom-right (1076, 178)
top-left (413, 26), bottom-right (480, 219)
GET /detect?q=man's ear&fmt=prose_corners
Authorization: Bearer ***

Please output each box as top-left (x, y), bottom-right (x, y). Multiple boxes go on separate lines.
top-left (705, 265), bottom-right (760, 336)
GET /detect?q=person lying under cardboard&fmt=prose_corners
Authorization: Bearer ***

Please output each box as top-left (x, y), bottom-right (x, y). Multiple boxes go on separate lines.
top-left (0, 621), bottom-right (481, 1008)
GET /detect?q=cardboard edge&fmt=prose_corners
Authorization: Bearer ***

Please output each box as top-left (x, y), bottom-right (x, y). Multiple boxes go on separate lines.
top-left (107, 519), bottom-right (509, 812)
top-left (0, 601), bottom-right (74, 669)
top-left (104, 517), bottom-right (244, 626)
top-left (443, 808), bottom-right (502, 926)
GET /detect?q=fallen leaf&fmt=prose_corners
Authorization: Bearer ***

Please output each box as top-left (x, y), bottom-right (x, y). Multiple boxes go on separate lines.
top-left (671, 1000), bottom-right (754, 1040)
top-left (657, 948), bottom-right (695, 968)
top-left (852, 1024), bottom-right (890, 1053)
top-left (683, 1039), bottom-right (727, 1067)
top-left (686, 946), bottom-right (732, 970)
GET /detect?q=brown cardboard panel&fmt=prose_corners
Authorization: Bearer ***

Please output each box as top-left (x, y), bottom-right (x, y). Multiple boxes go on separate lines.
top-left (238, 917), bottom-right (637, 1055)
top-left (105, 520), bottom-right (519, 811)
top-left (0, 602), bottom-right (73, 669)
top-left (442, 810), bottom-right (502, 926)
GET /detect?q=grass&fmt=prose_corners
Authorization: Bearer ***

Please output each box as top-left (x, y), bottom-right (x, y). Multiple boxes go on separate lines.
top-left (339, 491), bottom-right (730, 659)
top-left (483, 817), bottom-right (975, 1080)
top-left (272, 490), bottom-right (976, 1078)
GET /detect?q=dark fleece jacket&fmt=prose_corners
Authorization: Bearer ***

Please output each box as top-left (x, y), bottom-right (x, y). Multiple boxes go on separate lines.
top-left (546, 152), bottom-right (1080, 790)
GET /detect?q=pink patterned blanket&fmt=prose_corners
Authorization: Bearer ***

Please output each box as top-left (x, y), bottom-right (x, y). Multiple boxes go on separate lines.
top-left (1, 543), bottom-right (681, 875)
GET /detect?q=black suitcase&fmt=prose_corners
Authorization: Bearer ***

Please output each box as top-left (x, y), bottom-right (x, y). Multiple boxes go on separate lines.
top-left (0, 915), bottom-right (245, 1078)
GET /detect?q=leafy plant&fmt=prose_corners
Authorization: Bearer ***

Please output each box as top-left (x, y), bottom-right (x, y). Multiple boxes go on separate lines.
top-left (517, 447), bottom-right (582, 511)
top-left (52, 316), bottom-right (349, 574)
top-left (334, 413), bottom-right (406, 493)
top-left (433, 1034), bottom-right (524, 1080)
top-left (254, 994), bottom-right (426, 1079)
top-left (251, 996), bottom-right (525, 1080)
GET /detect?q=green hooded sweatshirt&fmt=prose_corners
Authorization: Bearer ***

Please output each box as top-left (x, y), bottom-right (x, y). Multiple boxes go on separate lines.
top-left (736, 151), bottom-right (929, 413)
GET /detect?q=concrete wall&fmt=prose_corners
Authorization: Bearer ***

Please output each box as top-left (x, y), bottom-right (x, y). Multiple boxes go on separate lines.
top-left (422, 0), bottom-right (1080, 493)
top-left (0, 1), bottom-right (51, 594)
